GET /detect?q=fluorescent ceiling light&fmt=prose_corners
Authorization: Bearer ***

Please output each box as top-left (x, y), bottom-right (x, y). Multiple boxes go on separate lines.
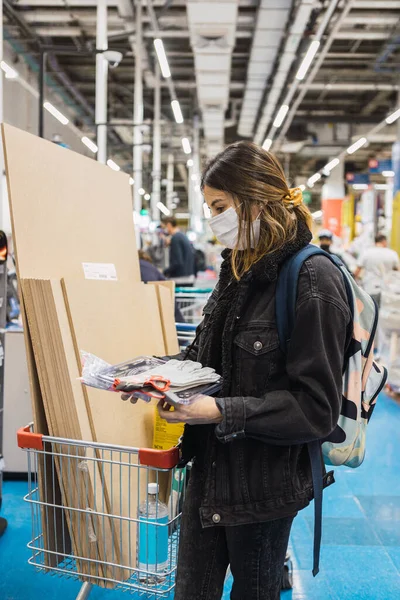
top-left (273, 104), bottom-right (289, 129)
top-left (203, 202), bottom-right (211, 219)
top-left (386, 108), bottom-right (400, 124)
top-left (81, 136), bottom-right (98, 153)
top-left (129, 177), bottom-right (134, 185)
top-left (182, 137), bottom-right (192, 154)
top-left (154, 38), bottom-right (171, 79)
top-left (299, 184), bottom-right (306, 192)
top-left (296, 40), bottom-right (321, 81)
top-left (262, 138), bottom-right (272, 151)
top-left (144, 193), bottom-right (151, 201)
top-left (1, 61), bottom-right (18, 79)
top-left (138, 187), bottom-right (145, 196)
top-left (312, 210), bottom-right (323, 220)
top-left (187, 159), bottom-right (194, 168)
top-left (382, 170), bottom-right (395, 177)
top-left (347, 137), bottom-right (367, 154)
top-left (107, 159), bottom-right (120, 171)
top-left (307, 172), bottom-right (321, 187)
top-left (157, 201), bottom-right (171, 216)
top-left (171, 100), bottom-right (184, 124)
top-left (191, 174), bottom-right (198, 182)
top-left (323, 157), bottom-right (340, 175)
top-left (375, 184), bottom-right (389, 190)
top-left (353, 183), bottom-right (369, 190)
top-left (44, 101), bottom-right (69, 125)
top-left (175, 212), bottom-right (190, 219)
top-left (170, 202), bottom-right (177, 209)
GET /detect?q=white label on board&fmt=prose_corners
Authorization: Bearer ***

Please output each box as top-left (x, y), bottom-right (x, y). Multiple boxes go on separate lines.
top-left (82, 263), bottom-right (118, 281)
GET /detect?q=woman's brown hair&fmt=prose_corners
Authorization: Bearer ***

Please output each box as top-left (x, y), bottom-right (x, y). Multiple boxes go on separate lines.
top-left (201, 141), bottom-right (312, 280)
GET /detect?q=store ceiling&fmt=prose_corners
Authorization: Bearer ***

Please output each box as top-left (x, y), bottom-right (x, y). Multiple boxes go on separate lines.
top-left (4, 0), bottom-right (400, 205)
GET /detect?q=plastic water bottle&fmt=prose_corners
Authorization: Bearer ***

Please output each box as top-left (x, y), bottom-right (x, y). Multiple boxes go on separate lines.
top-left (138, 482), bottom-right (169, 583)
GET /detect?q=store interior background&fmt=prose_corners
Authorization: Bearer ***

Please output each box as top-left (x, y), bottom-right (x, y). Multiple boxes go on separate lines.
top-left (0, 1), bottom-right (400, 599)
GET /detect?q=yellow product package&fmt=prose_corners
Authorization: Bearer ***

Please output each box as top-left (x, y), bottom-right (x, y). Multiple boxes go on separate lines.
top-left (153, 408), bottom-right (184, 450)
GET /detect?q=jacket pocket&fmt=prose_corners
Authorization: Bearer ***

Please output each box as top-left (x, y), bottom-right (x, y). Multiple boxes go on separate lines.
top-left (233, 326), bottom-right (280, 396)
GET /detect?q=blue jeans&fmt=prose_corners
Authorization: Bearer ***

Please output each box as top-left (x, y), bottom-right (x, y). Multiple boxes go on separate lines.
top-left (175, 469), bottom-right (294, 600)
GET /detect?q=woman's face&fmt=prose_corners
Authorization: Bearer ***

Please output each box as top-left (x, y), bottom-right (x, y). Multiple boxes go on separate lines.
top-left (203, 185), bottom-right (260, 220)
top-left (203, 186), bottom-right (236, 218)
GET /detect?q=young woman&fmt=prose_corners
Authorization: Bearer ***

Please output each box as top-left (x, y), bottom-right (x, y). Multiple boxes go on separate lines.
top-left (158, 141), bottom-right (352, 600)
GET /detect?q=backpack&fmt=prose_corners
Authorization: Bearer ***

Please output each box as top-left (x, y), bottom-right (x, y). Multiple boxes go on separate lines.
top-left (276, 244), bottom-right (388, 576)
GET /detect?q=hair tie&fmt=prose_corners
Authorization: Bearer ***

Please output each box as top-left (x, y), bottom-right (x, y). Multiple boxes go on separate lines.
top-left (284, 187), bottom-right (303, 208)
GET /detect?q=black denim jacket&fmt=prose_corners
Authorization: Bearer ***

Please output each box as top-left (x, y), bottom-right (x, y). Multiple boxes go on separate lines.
top-left (182, 254), bottom-right (352, 528)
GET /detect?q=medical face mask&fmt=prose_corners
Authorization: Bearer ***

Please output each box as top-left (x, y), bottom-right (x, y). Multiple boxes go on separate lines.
top-left (208, 205), bottom-right (261, 250)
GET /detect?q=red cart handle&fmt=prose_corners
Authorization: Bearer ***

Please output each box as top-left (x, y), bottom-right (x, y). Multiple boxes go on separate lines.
top-left (17, 425), bottom-right (44, 450)
top-left (139, 446), bottom-right (180, 469)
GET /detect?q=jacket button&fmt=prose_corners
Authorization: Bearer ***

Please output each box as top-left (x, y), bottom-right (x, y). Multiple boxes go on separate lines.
top-left (212, 461), bottom-right (217, 468)
top-left (212, 514), bottom-right (221, 524)
top-left (253, 341), bottom-right (263, 351)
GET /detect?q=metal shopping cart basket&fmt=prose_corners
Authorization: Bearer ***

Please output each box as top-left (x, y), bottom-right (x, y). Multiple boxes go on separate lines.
top-left (17, 424), bottom-right (185, 599)
top-left (175, 287), bottom-right (213, 324)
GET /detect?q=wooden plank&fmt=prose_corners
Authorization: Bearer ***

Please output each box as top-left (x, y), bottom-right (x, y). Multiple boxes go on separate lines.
top-left (2, 123), bottom-right (141, 577)
top-left (22, 279), bottom-right (120, 586)
top-left (149, 283), bottom-right (180, 355)
top-left (2, 123), bottom-right (140, 283)
top-left (61, 279), bottom-right (166, 573)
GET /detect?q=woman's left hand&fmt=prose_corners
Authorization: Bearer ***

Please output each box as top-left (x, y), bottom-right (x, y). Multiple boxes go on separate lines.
top-left (157, 396), bottom-right (223, 425)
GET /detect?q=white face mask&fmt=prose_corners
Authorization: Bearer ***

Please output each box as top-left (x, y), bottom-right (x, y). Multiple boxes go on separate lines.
top-left (208, 205), bottom-right (261, 250)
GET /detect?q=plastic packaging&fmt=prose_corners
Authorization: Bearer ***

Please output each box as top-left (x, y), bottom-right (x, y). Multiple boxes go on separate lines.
top-left (80, 351), bottom-right (222, 405)
top-left (138, 483), bottom-right (169, 583)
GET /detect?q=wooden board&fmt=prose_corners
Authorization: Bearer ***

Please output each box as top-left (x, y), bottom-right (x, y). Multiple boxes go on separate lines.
top-left (2, 123), bottom-right (141, 575)
top-left (61, 278), bottom-right (166, 574)
top-left (21, 279), bottom-right (119, 586)
top-left (2, 123), bottom-right (140, 283)
top-left (149, 283), bottom-right (180, 355)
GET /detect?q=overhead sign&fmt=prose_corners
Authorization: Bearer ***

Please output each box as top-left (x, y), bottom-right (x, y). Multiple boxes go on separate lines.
top-left (368, 159), bottom-right (392, 174)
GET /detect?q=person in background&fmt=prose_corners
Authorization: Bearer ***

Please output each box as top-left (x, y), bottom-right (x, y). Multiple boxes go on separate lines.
top-left (138, 250), bottom-right (185, 323)
top-left (318, 230), bottom-right (351, 272)
top-left (162, 217), bottom-right (196, 286)
top-left (139, 249), bottom-right (165, 282)
top-left (355, 234), bottom-right (399, 306)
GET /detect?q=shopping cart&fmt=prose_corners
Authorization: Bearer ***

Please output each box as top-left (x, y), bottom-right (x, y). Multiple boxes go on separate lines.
top-left (176, 322), bottom-right (197, 350)
top-left (175, 288), bottom-right (213, 324)
top-left (17, 424), bottom-right (185, 599)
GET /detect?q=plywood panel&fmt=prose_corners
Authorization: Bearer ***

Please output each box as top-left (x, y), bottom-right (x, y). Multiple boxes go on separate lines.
top-left (149, 283), bottom-right (180, 355)
top-left (61, 278), bottom-right (166, 573)
top-left (2, 123), bottom-right (140, 283)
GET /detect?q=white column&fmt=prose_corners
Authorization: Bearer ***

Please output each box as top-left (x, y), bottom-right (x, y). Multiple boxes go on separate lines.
top-left (95, 0), bottom-right (108, 164)
top-left (133, 0), bottom-right (144, 214)
top-left (166, 153), bottom-right (174, 211)
top-left (151, 63), bottom-right (161, 221)
top-left (192, 115), bottom-right (203, 234)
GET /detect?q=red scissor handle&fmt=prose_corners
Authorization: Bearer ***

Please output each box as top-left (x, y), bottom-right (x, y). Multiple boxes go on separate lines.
top-left (144, 375), bottom-right (170, 392)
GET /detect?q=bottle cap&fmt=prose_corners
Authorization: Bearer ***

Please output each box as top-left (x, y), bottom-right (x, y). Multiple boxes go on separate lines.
top-left (148, 482), bottom-right (159, 495)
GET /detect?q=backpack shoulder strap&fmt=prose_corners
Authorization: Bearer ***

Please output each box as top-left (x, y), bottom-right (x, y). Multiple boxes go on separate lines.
top-left (276, 244), bottom-right (335, 353)
top-left (275, 243), bottom-right (345, 577)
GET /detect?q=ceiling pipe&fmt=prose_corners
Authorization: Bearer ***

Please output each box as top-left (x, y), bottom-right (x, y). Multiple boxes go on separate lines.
top-left (298, 83), bottom-right (400, 91)
top-left (273, 0), bottom-right (356, 151)
top-left (237, 0), bottom-right (293, 138)
top-left (255, 0), bottom-right (340, 146)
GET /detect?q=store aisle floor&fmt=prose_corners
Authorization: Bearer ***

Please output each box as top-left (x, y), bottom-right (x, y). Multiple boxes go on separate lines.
top-left (1, 394), bottom-right (400, 600)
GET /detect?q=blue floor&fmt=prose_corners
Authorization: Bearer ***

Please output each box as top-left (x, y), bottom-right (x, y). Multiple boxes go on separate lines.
top-left (1, 394), bottom-right (400, 599)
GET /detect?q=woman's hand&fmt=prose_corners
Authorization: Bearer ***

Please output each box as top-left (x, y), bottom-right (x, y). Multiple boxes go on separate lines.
top-left (157, 396), bottom-right (223, 425)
